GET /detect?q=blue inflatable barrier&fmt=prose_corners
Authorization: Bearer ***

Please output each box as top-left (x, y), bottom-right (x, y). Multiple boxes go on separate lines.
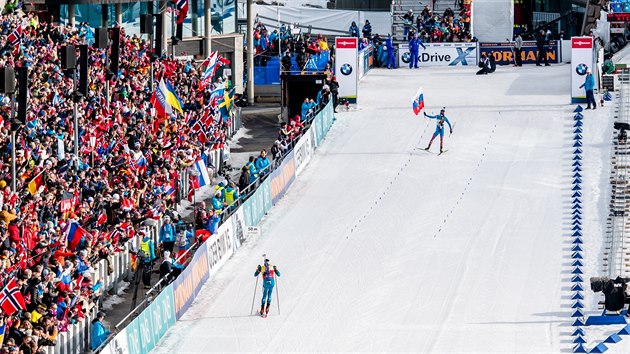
top-left (585, 309), bottom-right (628, 326)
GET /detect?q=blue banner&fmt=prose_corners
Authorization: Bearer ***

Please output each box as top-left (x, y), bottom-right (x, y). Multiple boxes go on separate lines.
top-left (173, 242), bottom-right (210, 319)
top-left (242, 177), bottom-right (272, 226)
top-left (313, 101), bottom-right (335, 146)
top-left (119, 285), bottom-right (176, 354)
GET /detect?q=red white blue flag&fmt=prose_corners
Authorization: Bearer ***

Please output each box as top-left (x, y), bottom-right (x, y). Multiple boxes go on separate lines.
top-left (0, 279), bottom-right (26, 315)
top-left (412, 86), bottom-right (425, 116)
top-left (176, 0), bottom-right (189, 25)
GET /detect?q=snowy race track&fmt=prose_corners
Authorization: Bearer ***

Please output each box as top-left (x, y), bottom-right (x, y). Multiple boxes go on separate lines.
top-left (153, 65), bottom-right (591, 353)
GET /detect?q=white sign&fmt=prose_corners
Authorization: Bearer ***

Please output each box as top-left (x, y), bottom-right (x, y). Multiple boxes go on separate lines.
top-left (335, 37), bottom-right (358, 103)
top-left (246, 226), bottom-right (261, 238)
top-left (293, 127), bottom-right (315, 176)
top-left (571, 37), bottom-right (594, 103)
top-left (398, 42), bottom-right (478, 67)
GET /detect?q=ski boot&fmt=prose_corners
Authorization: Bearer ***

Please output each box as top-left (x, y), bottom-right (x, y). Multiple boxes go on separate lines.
top-left (424, 146), bottom-right (430, 151)
top-left (260, 304), bottom-right (265, 316)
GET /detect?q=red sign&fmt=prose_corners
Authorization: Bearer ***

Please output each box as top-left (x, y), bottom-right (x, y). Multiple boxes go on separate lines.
top-left (336, 37), bottom-right (357, 49)
top-left (608, 13), bottom-right (630, 22)
top-left (572, 37), bottom-right (592, 49)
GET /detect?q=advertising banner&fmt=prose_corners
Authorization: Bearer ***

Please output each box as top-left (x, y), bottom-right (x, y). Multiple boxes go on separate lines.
top-left (242, 177), bottom-right (272, 227)
top-left (270, 150), bottom-right (296, 205)
top-left (478, 41), bottom-right (561, 65)
top-left (231, 207), bottom-right (246, 249)
top-left (173, 242), bottom-right (210, 319)
top-left (335, 37), bottom-right (358, 103)
top-left (207, 220), bottom-right (235, 277)
top-left (107, 285), bottom-right (176, 354)
top-left (293, 125), bottom-right (316, 176)
top-left (313, 101), bottom-right (335, 146)
top-left (398, 42), bottom-right (477, 67)
top-left (571, 37), bottom-right (594, 103)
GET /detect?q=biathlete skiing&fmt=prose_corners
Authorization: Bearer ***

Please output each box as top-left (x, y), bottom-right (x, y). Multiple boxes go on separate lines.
top-left (254, 258), bottom-right (280, 317)
top-left (424, 109), bottom-right (453, 154)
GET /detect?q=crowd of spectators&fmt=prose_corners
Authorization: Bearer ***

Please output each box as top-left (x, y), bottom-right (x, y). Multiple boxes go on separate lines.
top-left (0, 8), bottom-right (234, 353)
top-left (253, 20), bottom-right (331, 72)
top-left (400, 5), bottom-right (473, 43)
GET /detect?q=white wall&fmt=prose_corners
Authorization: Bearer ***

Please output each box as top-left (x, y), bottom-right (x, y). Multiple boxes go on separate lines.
top-left (473, 0), bottom-right (514, 42)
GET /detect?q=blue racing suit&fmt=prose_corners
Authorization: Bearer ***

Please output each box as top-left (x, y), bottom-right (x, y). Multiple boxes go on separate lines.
top-left (386, 37), bottom-right (396, 69)
top-left (425, 113), bottom-right (453, 150)
top-left (255, 264), bottom-right (281, 308)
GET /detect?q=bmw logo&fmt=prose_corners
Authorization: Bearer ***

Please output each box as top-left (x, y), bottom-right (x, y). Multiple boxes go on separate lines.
top-left (340, 63), bottom-right (353, 75)
top-left (401, 52), bottom-right (411, 64)
top-left (576, 63), bottom-right (588, 76)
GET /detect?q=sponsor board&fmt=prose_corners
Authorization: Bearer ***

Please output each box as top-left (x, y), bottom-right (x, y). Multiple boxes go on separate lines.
top-left (293, 126), bottom-right (316, 176)
top-left (242, 177), bottom-right (272, 227)
top-left (207, 222), bottom-right (234, 277)
top-left (571, 36), bottom-right (594, 103)
top-left (231, 207), bottom-right (246, 249)
top-left (105, 285), bottom-right (176, 354)
top-left (313, 101), bottom-right (335, 146)
top-left (335, 37), bottom-right (358, 102)
top-left (398, 42), bottom-right (477, 67)
top-left (173, 242), bottom-right (210, 319)
top-left (478, 40), bottom-right (560, 65)
top-left (270, 150), bottom-right (296, 205)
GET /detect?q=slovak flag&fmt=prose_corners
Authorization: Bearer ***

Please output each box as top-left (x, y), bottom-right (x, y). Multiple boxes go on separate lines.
top-left (176, 0), bottom-right (189, 25)
top-left (64, 220), bottom-right (88, 251)
top-left (412, 86), bottom-right (425, 116)
top-left (0, 279), bottom-right (26, 315)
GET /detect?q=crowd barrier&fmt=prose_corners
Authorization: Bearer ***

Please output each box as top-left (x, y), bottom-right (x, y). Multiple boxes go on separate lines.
top-left (358, 44), bottom-right (374, 79)
top-left (97, 101), bottom-right (335, 354)
top-left (46, 107), bottom-right (243, 354)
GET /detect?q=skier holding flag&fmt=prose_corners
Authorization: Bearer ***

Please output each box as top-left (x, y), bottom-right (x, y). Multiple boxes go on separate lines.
top-left (424, 109), bottom-right (453, 154)
top-left (254, 258), bottom-right (281, 317)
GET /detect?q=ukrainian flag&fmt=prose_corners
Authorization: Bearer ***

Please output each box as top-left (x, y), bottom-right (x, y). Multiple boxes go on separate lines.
top-left (165, 80), bottom-right (184, 115)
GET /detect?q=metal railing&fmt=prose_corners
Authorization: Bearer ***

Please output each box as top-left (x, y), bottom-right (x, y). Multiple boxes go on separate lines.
top-left (606, 69), bottom-right (630, 278)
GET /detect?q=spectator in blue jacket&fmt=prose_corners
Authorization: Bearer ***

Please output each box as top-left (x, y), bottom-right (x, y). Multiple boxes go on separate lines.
top-left (349, 21), bottom-right (360, 37)
top-left (211, 191), bottom-right (225, 214)
top-left (159, 216), bottom-right (176, 253)
top-left (301, 97), bottom-right (312, 121)
top-left (580, 70), bottom-right (597, 110)
top-left (245, 155), bottom-right (258, 184)
top-left (255, 150), bottom-right (271, 177)
top-left (91, 311), bottom-right (110, 350)
top-left (206, 208), bottom-right (221, 234)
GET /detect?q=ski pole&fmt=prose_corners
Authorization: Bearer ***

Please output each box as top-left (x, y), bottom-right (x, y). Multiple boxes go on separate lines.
top-left (250, 275), bottom-right (259, 315)
top-left (275, 277), bottom-right (281, 315)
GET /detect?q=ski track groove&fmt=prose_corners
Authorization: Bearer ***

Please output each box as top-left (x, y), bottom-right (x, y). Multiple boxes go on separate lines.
top-left (421, 113), bottom-right (502, 352)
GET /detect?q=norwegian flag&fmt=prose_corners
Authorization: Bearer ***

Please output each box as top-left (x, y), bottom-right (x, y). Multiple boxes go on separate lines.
top-left (0, 279), bottom-right (26, 315)
top-left (96, 212), bottom-right (107, 226)
top-left (6, 26), bottom-right (22, 55)
top-left (175, 0), bottom-right (189, 25)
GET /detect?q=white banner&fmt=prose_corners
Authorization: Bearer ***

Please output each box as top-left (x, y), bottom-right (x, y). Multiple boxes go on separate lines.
top-left (207, 219), bottom-right (235, 278)
top-left (293, 126), bottom-right (316, 176)
top-left (335, 37), bottom-right (358, 103)
top-left (398, 43), bottom-right (478, 67)
top-left (571, 37), bottom-right (594, 103)
top-left (231, 207), bottom-right (246, 250)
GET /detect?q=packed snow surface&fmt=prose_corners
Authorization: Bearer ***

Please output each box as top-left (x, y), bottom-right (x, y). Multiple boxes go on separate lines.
top-left (152, 64), bottom-right (619, 352)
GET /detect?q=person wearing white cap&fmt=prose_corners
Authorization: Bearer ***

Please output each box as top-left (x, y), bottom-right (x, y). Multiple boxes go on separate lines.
top-left (580, 69), bottom-right (596, 110)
